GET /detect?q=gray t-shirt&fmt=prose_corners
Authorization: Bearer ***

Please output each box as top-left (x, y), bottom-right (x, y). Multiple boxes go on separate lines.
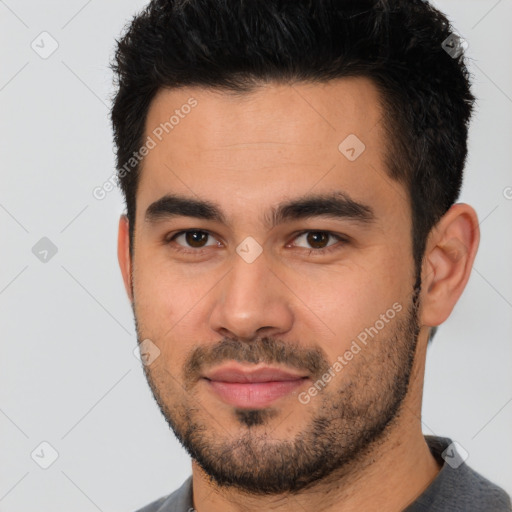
top-left (135, 436), bottom-right (511, 512)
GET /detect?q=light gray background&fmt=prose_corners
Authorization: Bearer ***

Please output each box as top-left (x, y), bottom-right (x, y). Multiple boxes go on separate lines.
top-left (1, 0), bottom-right (511, 510)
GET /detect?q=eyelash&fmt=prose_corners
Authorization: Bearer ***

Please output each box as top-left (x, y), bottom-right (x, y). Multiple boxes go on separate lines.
top-left (165, 230), bottom-right (348, 256)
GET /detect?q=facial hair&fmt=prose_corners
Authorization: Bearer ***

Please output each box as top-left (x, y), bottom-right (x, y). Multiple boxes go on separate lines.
top-left (135, 285), bottom-right (421, 495)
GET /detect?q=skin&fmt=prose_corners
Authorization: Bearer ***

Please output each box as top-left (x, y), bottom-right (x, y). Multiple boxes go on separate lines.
top-left (118, 77), bottom-right (480, 512)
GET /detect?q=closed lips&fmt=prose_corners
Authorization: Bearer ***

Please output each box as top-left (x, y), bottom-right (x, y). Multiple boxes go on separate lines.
top-left (203, 366), bottom-right (309, 383)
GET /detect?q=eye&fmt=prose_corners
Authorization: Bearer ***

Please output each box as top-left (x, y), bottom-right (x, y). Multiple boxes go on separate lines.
top-left (290, 231), bottom-right (347, 253)
top-left (168, 230), bottom-right (221, 251)
top-left (165, 229), bottom-right (347, 256)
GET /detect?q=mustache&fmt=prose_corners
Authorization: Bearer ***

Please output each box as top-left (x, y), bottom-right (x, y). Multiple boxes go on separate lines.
top-left (182, 336), bottom-right (331, 389)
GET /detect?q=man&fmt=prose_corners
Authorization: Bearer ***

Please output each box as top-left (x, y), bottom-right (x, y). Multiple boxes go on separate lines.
top-left (111, 0), bottom-right (511, 510)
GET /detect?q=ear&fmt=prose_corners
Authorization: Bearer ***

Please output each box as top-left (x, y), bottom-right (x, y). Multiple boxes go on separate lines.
top-left (117, 214), bottom-right (133, 303)
top-left (420, 203), bottom-right (480, 328)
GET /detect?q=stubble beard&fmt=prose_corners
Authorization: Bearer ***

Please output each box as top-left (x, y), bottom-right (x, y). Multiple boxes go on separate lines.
top-left (136, 286), bottom-right (421, 495)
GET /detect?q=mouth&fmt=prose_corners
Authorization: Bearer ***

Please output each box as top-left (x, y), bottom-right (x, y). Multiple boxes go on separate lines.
top-left (202, 364), bottom-right (310, 409)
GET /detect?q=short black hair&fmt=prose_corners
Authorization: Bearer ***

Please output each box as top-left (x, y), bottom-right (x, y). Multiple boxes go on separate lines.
top-left (110, 0), bottom-right (475, 341)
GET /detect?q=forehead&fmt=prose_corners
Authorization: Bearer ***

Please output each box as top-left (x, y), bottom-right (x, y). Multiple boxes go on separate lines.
top-left (144, 77), bottom-right (383, 155)
top-left (138, 78), bottom-right (407, 224)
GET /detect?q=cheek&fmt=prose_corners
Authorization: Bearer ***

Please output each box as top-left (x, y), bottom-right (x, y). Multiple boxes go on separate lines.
top-left (132, 253), bottom-right (218, 349)
top-left (289, 251), bottom-right (410, 354)
top-left (134, 247), bottom-right (187, 306)
top-left (131, 250), bottom-right (181, 348)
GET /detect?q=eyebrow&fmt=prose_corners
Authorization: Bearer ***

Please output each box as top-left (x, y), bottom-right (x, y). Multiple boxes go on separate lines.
top-left (144, 191), bottom-right (376, 228)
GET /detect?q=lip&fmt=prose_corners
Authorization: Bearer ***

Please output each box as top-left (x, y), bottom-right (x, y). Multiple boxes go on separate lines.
top-left (204, 364), bottom-right (308, 383)
top-left (203, 364), bottom-right (309, 408)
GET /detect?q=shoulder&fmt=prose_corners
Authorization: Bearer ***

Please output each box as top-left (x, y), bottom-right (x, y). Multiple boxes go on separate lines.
top-left (133, 476), bottom-right (193, 512)
top-left (406, 436), bottom-right (512, 512)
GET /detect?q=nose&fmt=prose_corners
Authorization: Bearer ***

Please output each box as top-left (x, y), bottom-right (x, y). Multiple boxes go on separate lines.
top-left (208, 248), bottom-right (294, 342)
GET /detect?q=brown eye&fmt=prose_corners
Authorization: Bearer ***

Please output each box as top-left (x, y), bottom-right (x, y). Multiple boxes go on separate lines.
top-left (293, 231), bottom-right (342, 251)
top-left (185, 231), bottom-right (209, 248)
top-left (306, 232), bottom-right (330, 249)
top-left (170, 230), bottom-right (218, 250)
top-left (288, 231), bottom-right (349, 256)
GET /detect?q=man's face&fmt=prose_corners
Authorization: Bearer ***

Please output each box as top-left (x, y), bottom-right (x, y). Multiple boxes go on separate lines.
top-left (128, 78), bottom-right (423, 493)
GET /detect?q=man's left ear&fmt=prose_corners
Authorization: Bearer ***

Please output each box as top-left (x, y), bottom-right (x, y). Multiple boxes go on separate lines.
top-left (420, 203), bottom-right (480, 327)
